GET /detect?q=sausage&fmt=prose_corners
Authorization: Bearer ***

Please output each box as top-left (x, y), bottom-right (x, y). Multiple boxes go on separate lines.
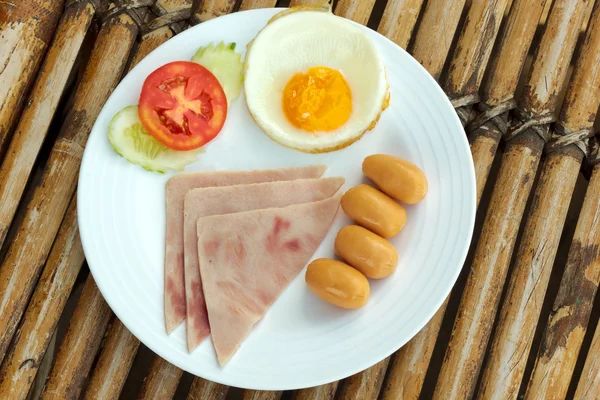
top-left (305, 258), bottom-right (370, 309)
top-left (362, 154), bottom-right (428, 204)
top-left (335, 225), bottom-right (398, 279)
top-left (340, 184), bottom-right (407, 238)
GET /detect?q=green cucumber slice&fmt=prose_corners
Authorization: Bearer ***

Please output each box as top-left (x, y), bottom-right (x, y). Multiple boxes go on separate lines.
top-left (108, 106), bottom-right (202, 173)
top-left (192, 41), bottom-right (243, 105)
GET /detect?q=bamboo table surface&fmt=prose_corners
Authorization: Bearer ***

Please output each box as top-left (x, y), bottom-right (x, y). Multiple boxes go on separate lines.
top-left (1, 0), bottom-right (599, 399)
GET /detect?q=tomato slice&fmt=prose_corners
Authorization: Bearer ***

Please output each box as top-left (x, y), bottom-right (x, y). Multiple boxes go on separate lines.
top-left (138, 61), bottom-right (227, 151)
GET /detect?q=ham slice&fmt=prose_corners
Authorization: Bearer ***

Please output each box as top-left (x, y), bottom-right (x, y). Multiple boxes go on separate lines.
top-left (197, 195), bottom-right (342, 365)
top-left (183, 177), bottom-right (345, 351)
top-left (164, 165), bottom-right (326, 333)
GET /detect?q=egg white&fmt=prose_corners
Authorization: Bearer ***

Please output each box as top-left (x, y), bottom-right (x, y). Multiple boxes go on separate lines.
top-left (244, 10), bottom-right (389, 153)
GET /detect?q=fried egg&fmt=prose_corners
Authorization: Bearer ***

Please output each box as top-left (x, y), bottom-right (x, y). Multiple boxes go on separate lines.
top-left (244, 7), bottom-right (389, 153)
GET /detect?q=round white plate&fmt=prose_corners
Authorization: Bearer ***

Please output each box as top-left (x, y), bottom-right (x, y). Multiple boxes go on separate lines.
top-left (78, 8), bottom-right (476, 391)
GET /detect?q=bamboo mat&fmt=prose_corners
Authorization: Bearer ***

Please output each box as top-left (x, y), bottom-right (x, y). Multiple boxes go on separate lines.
top-left (0, 0), bottom-right (599, 399)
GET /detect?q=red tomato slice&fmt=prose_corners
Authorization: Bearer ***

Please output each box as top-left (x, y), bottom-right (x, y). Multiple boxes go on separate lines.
top-left (138, 61), bottom-right (227, 151)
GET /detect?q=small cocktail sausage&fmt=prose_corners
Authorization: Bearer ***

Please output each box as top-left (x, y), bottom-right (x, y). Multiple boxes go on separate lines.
top-left (335, 225), bottom-right (398, 278)
top-left (340, 184), bottom-right (407, 238)
top-left (305, 258), bottom-right (370, 309)
top-left (362, 154), bottom-right (428, 204)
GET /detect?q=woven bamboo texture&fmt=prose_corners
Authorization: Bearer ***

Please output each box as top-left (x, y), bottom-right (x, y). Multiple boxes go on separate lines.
top-left (0, 0), bottom-right (599, 399)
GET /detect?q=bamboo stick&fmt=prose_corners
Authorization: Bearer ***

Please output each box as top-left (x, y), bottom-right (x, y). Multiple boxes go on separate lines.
top-left (0, 8), bottom-right (138, 367)
top-left (2, 6), bottom-right (147, 392)
top-left (130, 25), bottom-right (175, 67)
top-left (144, 0), bottom-right (191, 33)
top-left (239, 0), bottom-right (277, 11)
top-left (444, 0), bottom-right (511, 105)
top-left (39, 276), bottom-right (112, 399)
top-left (380, 299), bottom-right (448, 400)
top-left (138, 355), bottom-right (184, 400)
top-left (482, 4), bottom-right (546, 106)
top-left (0, 198), bottom-right (83, 400)
top-left (293, 383), bottom-right (338, 400)
top-left (28, 330), bottom-right (57, 400)
top-left (524, 158), bottom-right (600, 398)
top-left (432, 1), bottom-right (592, 398)
top-left (409, 0), bottom-right (467, 80)
top-left (153, 0), bottom-right (191, 15)
top-left (0, 5), bottom-right (100, 389)
top-left (187, 378), bottom-right (228, 400)
top-left (524, 163), bottom-right (600, 399)
top-left (377, 0), bottom-right (425, 49)
top-left (82, 319), bottom-right (141, 399)
top-left (132, 0), bottom-right (192, 69)
top-left (0, 0), bottom-right (96, 249)
top-left (336, 359), bottom-right (390, 400)
top-left (194, 0), bottom-right (239, 22)
top-left (242, 391), bottom-right (282, 400)
top-left (436, 136), bottom-right (545, 399)
top-left (2, 1), bottom-right (140, 390)
top-left (574, 319), bottom-right (600, 400)
top-left (478, 2), bottom-right (600, 398)
top-left (0, 0), bottom-right (64, 158)
top-left (289, 0), bottom-right (324, 6)
top-left (334, 0), bottom-right (376, 24)
top-left (468, 0), bottom-right (549, 215)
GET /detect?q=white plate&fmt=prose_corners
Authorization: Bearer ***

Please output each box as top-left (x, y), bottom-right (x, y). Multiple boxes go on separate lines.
top-left (78, 8), bottom-right (476, 391)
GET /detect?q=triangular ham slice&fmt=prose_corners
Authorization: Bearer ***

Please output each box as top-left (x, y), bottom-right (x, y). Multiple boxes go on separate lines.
top-left (183, 177), bottom-right (344, 351)
top-left (164, 165), bottom-right (326, 333)
top-left (197, 195), bottom-right (342, 365)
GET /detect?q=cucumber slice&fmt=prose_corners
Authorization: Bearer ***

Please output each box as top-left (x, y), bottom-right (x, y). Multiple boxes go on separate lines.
top-left (192, 41), bottom-right (243, 105)
top-left (108, 106), bottom-right (202, 173)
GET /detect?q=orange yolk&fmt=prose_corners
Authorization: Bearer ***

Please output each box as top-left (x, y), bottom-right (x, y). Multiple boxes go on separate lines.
top-left (282, 66), bottom-right (352, 132)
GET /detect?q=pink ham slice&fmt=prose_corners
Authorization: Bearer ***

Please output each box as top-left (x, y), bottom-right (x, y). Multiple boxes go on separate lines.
top-left (197, 195), bottom-right (342, 365)
top-left (164, 165), bottom-right (326, 333)
top-left (183, 177), bottom-right (344, 351)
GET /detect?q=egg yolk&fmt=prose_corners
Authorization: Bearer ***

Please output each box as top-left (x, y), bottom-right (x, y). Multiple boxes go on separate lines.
top-left (282, 66), bottom-right (352, 132)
